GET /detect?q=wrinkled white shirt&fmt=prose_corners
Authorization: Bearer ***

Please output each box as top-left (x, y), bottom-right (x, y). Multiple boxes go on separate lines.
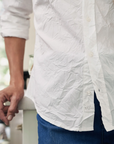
top-left (1, 0), bottom-right (114, 132)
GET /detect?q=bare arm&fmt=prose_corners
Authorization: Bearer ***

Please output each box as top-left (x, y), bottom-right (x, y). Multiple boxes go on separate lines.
top-left (0, 37), bottom-right (25, 125)
top-left (0, 0), bottom-right (33, 125)
top-left (5, 37), bottom-right (25, 84)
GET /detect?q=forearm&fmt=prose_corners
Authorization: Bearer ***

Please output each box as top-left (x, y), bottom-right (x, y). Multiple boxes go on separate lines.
top-left (4, 37), bottom-right (25, 86)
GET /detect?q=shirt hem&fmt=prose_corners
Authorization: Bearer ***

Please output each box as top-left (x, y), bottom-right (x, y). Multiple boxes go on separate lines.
top-left (36, 109), bottom-right (94, 132)
top-left (25, 92), bottom-right (95, 132)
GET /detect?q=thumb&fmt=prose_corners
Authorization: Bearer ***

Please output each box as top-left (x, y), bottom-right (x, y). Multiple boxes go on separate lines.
top-left (7, 96), bottom-right (19, 121)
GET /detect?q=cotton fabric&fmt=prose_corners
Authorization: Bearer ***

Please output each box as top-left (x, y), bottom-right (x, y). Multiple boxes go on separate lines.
top-left (37, 91), bottom-right (114, 144)
top-left (1, 0), bottom-right (114, 132)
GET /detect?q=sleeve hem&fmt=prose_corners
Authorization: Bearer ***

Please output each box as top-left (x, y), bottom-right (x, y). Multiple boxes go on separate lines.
top-left (0, 28), bottom-right (29, 40)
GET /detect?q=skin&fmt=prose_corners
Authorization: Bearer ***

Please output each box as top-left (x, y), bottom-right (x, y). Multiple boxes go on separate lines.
top-left (0, 37), bottom-right (25, 125)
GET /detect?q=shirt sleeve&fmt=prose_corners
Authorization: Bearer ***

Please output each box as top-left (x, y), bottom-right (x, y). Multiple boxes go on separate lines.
top-left (0, 0), bottom-right (33, 40)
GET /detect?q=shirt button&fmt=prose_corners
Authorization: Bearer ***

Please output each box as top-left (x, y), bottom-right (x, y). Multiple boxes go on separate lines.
top-left (86, 16), bottom-right (91, 22)
top-left (86, 91), bottom-right (92, 95)
top-left (98, 89), bottom-right (100, 92)
top-left (89, 52), bottom-right (93, 57)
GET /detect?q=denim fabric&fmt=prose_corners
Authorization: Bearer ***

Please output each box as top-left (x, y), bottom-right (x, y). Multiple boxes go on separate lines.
top-left (37, 91), bottom-right (114, 144)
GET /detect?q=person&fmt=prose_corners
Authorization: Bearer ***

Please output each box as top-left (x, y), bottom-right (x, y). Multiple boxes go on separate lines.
top-left (0, 0), bottom-right (114, 143)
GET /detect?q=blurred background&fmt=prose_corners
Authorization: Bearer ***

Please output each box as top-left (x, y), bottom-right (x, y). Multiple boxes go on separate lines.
top-left (0, 0), bottom-right (35, 143)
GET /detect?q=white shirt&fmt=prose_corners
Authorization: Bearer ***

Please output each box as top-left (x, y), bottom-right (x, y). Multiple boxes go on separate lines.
top-left (1, 0), bottom-right (114, 132)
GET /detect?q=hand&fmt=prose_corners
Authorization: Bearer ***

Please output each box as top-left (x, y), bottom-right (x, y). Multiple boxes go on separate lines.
top-left (0, 82), bottom-right (24, 125)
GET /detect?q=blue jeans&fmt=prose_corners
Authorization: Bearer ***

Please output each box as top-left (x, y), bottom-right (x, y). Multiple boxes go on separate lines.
top-left (37, 91), bottom-right (114, 144)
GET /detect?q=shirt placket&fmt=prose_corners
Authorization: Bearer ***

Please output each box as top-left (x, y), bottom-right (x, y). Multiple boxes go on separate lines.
top-left (82, 0), bottom-right (114, 131)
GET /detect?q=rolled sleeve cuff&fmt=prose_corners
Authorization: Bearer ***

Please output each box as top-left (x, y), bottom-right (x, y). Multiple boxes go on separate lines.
top-left (0, 28), bottom-right (29, 40)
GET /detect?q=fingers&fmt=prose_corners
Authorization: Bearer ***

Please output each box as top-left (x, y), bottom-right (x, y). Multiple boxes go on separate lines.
top-left (0, 97), bottom-right (9, 125)
top-left (0, 105), bottom-right (17, 124)
top-left (7, 96), bottom-right (19, 121)
top-left (3, 106), bottom-right (18, 114)
top-left (3, 106), bottom-right (9, 113)
top-left (0, 109), bottom-right (9, 125)
top-left (16, 109), bottom-right (19, 114)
